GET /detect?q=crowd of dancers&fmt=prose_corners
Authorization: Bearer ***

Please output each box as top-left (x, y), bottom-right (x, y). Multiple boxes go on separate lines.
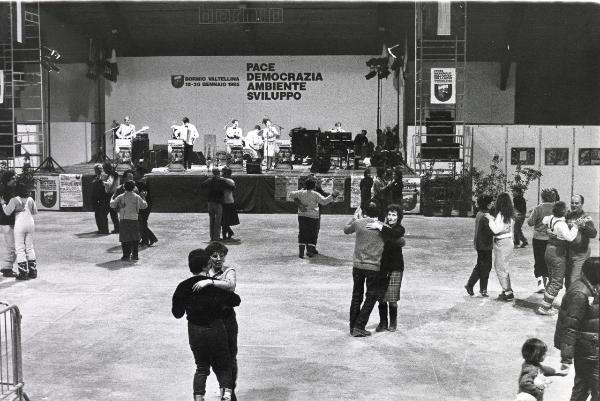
top-left (0, 163), bottom-right (597, 401)
top-left (463, 187), bottom-right (598, 400)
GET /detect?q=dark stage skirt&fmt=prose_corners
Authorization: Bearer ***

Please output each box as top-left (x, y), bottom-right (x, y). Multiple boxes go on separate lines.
top-left (119, 219), bottom-right (141, 243)
top-left (221, 203), bottom-right (240, 227)
top-left (380, 270), bottom-right (403, 302)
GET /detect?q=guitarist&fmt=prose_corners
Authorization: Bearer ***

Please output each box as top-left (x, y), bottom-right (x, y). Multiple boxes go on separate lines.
top-left (115, 116), bottom-right (137, 139)
top-left (171, 117), bottom-right (200, 170)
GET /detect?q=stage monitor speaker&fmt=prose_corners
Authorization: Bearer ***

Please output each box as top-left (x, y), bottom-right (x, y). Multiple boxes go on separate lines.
top-left (246, 161), bottom-right (262, 174)
top-left (310, 156), bottom-right (331, 173)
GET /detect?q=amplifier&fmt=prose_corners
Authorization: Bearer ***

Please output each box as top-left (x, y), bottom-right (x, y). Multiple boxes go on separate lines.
top-left (334, 132), bottom-right (352, 141)
top-left (330, 139), bottom-right (353, 152)
top-left (246, 161), bottom-right (262, 174)
top-left (132, 137), bottom-right (149, 160)
top-left (318, 131), bottom-right (333, 142)
top-left (291, 130), bottom-right (317, 158)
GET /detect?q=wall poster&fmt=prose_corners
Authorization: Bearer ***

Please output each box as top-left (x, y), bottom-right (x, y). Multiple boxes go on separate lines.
top-left (430, 68), bottom-right (456, 104)
top-left (545, 148), bottom-right (569, 166)
top-left (59, 174), bottom-right (83, 207)
top-left (510, 147), bottom-right (535, 165)
top-left (35, 174), bottom-right (60, 211)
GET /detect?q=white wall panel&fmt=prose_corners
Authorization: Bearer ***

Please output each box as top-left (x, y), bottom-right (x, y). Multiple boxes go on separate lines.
top-left (50, 122), bottom-right (92, 166)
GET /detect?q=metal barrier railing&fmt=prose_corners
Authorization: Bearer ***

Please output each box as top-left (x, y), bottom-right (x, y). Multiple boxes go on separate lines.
top-left (0, 302), bottom-right (30, 401)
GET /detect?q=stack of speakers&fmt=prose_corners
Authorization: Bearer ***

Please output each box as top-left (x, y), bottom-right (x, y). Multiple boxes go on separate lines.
top-left (421, 111), bottom-right (460, 159)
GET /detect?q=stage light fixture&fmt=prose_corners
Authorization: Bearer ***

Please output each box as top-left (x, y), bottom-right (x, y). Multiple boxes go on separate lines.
top-left (41, 46), bottom-right (62, 73)
top-left (387, 44), bottom-right (401, 58)
top-left (366, 58), bottom-right (378, 67)
top-left (378, 68), bottom-right (391, 79)
top-left (390, 58), bottom-right (400, 71)
top-left (365, 70), bottom-right (377, 80)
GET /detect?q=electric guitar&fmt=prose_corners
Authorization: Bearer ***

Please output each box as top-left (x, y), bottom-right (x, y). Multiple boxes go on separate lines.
top-left (116, 125), bottom-right (149, 139)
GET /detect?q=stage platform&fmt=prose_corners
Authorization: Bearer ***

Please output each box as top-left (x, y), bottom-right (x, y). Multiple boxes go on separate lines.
top-left (59, 162), bottom-right (417, 214)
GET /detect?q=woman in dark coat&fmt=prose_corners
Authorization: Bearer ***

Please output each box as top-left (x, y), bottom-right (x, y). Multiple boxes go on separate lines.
top-left (367, 203), bottom-right (405, 332)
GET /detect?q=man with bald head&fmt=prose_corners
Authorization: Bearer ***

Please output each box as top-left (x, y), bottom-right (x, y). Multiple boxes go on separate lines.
top-left (565, 194), bottom-right (597, 288)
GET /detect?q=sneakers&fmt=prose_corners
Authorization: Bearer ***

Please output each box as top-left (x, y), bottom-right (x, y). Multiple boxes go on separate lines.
top-left (520, 242), bottom-right (529, 248)
top-left (535, 306), bottom-right (557, 316)
top-left (537, 279), bottom-right (545, 293)
top-left (350, 328), bottom-right (372, 337)
top-left (497, 292), bottom-right (514, 301)
top-left (480, 290), bottom-right (489, 297)
top-left (464, 284), bottom-right (475, 296)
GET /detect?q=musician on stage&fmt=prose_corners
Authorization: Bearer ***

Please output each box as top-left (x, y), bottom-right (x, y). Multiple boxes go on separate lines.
top-left (262, 118), bottom-right (279, 170)
top-left (115, 116), bottom-right (137, 139)
top-left (171, 117), bottom-right (200, 170)
top-left (331, 122), bottom-right (346, 133)
top-left (243, 125), bottom-right (263, 160)
top-left (225, 119), bottom-right (243, 155)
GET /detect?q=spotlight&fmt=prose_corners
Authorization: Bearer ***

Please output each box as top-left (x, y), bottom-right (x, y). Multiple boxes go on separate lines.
top-left (41, 46), bottom-right (62, 72)
top-left (365, 70), bottom-right (377, 80)
top-left (378, 68), bottom-right (390, 79)
top-left (387, 44), bottom-right (401, 58)
top-left (366, 58), bottom-right (378, 67)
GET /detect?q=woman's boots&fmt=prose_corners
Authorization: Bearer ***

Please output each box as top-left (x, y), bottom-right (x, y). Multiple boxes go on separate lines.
top-left (16, 262), bottom-right (28, 280)
top-left (376, 303), bottom-right (388, 332)
top-left (27, 260), bottom-right (37, 279)
top-left (388, 304), bottom-right (398, 332)
top-left (298, 245), bottom-right (305, 258)
top-left (376, 303), bottom-right (398, 332)
top-left (14, 260), bottom-right (37, 280)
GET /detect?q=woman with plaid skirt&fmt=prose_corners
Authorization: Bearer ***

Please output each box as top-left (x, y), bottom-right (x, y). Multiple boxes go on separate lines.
top-left (367, 203), bottom-right (405, 332)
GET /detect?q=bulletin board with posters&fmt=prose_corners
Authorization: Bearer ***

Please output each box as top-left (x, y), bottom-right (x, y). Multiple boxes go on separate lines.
top-left (59, 174), bottom-right (83, 207)
top-left (35, 174), bottom-right (60, 210)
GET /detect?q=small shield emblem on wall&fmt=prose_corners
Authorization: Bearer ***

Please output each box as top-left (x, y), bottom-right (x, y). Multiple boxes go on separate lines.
top-left (434, 84), bottom-right (452, 102)
top-left (171, 75), bottom-right (185, 89)
top-left (41, 191), bottom-right (57, 208)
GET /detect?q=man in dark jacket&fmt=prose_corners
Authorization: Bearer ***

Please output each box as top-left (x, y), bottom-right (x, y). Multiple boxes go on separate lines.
top-left (512, 187), bottom-right (528, 248)
top-left (91, 164), bottom-right (109, 234)
top-left (201, 168), bottom-right (235, 242)
top-left (554, 257), bottom-right (599, 401)
top-left (465, 195), bottom-right (495, 297)
top-left (565, 194), bottom-right (597, 289)
top-left (172, 248), bottom-right (241, 401)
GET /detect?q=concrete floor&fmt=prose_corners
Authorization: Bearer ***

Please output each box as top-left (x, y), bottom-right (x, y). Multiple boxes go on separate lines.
top-left (0, 212), bottom-right (598, 401)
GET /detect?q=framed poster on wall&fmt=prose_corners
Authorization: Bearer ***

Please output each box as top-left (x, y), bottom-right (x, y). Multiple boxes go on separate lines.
top-left (510, 148), bottom-right (535, 165)
top-left (578, 148), bottom-right (600, 165)
top-left (545, 148), bottom-right (569, 165)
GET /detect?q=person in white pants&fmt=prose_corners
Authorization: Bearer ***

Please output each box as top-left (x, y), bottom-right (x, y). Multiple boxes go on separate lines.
top-left (1, 183), bottom-right (37, 280)
top-left (0, 171), bottom-right (17, 278)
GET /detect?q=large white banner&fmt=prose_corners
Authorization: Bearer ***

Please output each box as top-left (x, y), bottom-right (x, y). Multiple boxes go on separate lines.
top-left (59, 174), bottom-right (83, 208)
top-left (35, 175), bottom-right (60, 211)
top-left (430, 68), bottom-right (456, 104)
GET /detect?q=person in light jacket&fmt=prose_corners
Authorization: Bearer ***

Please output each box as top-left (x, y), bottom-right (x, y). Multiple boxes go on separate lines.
top-left (487, 192), bottom-right (516, 301)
